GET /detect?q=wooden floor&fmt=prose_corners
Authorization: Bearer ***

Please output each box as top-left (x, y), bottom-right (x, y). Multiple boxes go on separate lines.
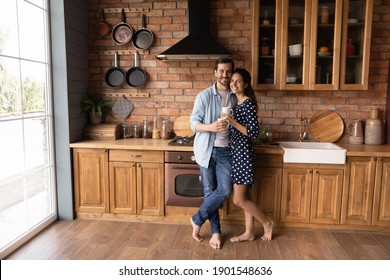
top-left (5, 219), bottom-right (390, 260)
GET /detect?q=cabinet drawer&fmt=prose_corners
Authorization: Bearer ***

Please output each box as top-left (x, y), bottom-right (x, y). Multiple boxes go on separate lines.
top-left (109, 150), bottom-right (164, 163)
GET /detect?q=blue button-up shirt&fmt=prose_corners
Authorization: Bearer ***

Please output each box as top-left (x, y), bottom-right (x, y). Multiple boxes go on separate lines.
top-left (190, 83), bottom-right (237, 168)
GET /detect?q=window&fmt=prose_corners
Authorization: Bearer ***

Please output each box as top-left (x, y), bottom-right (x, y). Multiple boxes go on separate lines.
top-left (0, 0), bottom-right (56, 258)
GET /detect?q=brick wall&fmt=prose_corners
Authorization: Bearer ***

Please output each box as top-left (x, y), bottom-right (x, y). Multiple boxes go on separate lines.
top-left (88, 0), bottom-right (389, 142)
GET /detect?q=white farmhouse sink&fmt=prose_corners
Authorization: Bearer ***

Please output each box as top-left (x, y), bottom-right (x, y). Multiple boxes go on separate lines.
top-left (279, 141), bottom-right (347, 164)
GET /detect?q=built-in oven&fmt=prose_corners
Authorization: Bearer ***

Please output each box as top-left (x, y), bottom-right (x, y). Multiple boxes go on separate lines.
top-left (164, 151), bottom-right (204, 207)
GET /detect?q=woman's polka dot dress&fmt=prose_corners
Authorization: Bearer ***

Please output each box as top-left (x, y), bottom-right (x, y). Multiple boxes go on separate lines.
top-left (229, 98), bottom-right (259, 185)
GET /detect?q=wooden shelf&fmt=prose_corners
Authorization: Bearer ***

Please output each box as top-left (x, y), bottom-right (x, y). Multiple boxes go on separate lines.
top-left (100, 50), bottom-right (149, 56)
top-left (103, 8), bottom-right (150, 14)
top-left (102, 92), bottom-right (150, 98)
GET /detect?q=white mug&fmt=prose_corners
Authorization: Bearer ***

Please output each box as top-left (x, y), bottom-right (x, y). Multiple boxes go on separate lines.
top-left (217, 117), bottom-right (229, 130)
top-left (222, 107), bottom-right (233, 116)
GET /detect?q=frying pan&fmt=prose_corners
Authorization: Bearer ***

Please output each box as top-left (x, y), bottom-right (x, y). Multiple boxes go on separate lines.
top-left (105, 51), bottom-right (125, 88)
top-left (95, 8), bottom-right (110, 37)
top-left (111, 9), bottom-right (133, 45)
top-left (132, 14), bottom-right (154, 50)
top-left (126, 52), bottom-right (147, 88)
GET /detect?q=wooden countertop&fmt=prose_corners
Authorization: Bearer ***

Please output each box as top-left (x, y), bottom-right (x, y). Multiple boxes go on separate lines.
top-left (70, 138), bottom-right (194, 152)
top-left (70, 139), bottom-right (390, 157)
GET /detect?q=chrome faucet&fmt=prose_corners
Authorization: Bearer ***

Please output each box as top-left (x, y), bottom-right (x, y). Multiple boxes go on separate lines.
top-left (299, 116), bottom-right (308, 142)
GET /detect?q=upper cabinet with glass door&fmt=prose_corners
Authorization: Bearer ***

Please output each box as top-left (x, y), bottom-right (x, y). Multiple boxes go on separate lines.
top-left (252, 0), bottom-right (373, 91)
top-left (251, 0), bottom-right (279, 90)
top-left (280, 0), bottom-right (312, 90)
top-left (308, 0), bottom-right (343, 90)
top-left (340, 0), bottom-right (373, 90)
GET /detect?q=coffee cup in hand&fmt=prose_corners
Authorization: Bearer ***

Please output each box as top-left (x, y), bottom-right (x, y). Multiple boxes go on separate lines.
top-left (217, 117), bottom-right (229, 130)
top-left (222, 107), bottom-right (233, 116)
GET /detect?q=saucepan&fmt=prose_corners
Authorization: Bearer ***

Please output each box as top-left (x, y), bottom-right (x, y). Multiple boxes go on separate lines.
top-left (132, 14), bottom-right (154, 50)
top-left (95, 8), bottom-right (110, 37)
top-left (111, 9), bottom-right (133, 45)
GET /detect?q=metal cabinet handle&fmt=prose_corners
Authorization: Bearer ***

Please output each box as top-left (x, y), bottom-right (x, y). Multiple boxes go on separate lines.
top-left (131, 154), bottom-right (142, 157)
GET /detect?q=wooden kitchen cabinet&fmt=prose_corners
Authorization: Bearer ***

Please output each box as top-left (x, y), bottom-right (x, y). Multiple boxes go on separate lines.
top-left (341, 156), bottom-right (375, 225)
top-left (372, 157), bottom-right (390, 226)
top-left (222, 153), bottom-right (282, 221)
top-left (281, 163), bottom-right (344, 224)
top-left (109, 150), bottom-right (164, 216)
top-left (343, 156), bottom-right (390, 227)
top-left (73, 148), bottom-right (109, 213)
top-left (252, 0), bottom-right (373, 90)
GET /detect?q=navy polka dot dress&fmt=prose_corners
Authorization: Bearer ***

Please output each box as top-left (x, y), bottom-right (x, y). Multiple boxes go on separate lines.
top-left (229, 98), bottom-right (259, 185)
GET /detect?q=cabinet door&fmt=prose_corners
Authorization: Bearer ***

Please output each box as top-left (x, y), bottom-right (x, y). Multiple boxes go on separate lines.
top-left (310, 168), bottom-right (343, 224)
top-left (339, 0), bottom-right (373, 90)
top-left (309, 0), bottom-right (343, 90)
top-left (341, 156), bottom-right (375, 225)
top-left (372, 157), bottom-right (390, 226)
top-left (136, 162), bottom-right (164, 216)
top-left (252, 0), bottom-right (280, 89)
top-left (109, 162), bottom-right (137, 214)
top-left (280, 0), bottom-right (311, 90)
top-left (256, 167), bottom-right (282, 220)
top-left (73, 148), bottom-right (109, 213)
top-left (281, 168), bottom-right (312, 223)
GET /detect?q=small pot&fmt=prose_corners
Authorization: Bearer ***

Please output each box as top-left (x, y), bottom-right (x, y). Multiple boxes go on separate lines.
top-left (95, 8), bottom-right (110, 37)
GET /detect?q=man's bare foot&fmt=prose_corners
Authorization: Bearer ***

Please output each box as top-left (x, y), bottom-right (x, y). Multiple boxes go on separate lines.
top-left (230, 232), bottom-right (255, 243)
top-left (190, 218), bottom-right (203, 242)
top-left (261, 220), bottom-right (274, 241)
top-left (209, 233), bottom-right (221, 249)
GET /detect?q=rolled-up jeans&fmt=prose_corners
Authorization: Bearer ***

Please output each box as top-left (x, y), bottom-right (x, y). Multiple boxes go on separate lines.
top-left (192, 147), bottom-right (232, 234)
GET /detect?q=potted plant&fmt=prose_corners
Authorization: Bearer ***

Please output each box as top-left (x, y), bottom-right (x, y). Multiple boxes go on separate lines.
top-left (80, 90), bottom-right (114, 124)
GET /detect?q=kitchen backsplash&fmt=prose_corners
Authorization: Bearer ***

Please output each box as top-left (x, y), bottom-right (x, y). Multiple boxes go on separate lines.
top-left (87, 0), bottom-right (389, 142)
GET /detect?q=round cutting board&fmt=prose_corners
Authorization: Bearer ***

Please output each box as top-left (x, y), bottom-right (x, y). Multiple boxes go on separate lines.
top-left (173, 115), bottom-right (195, 137)
top-left (308, 110), bottom-right (344, 142)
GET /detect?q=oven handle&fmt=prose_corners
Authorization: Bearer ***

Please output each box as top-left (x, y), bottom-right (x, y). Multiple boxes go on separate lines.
top-left (171, 165), bottom-right (199, 170)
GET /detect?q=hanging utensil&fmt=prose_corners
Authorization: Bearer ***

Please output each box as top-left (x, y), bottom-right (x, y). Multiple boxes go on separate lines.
top-left (105, 51), bottom-right (125, 88)
top-left (132, 14), bottom-right (154, 50)
top-left (111, 9), bottom-right (133, 45)
top-left (95, 8), bottom-right (110, 37)
top-left (125, 51), bottom-right (147, 88)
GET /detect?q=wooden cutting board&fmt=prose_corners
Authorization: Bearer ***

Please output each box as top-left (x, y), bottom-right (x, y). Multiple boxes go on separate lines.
top-left (173, 115), bottom-right (195, 137)
top-left (308, 110), bottom-right (344, 142)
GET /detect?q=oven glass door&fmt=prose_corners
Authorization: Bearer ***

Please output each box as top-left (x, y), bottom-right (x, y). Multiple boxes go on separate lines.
top-left (165, 163), bottom-right (204, 207)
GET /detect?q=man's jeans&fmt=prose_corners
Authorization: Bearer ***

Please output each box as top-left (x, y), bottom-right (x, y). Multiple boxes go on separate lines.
top-left (192, 147), bottom-right (232, 234)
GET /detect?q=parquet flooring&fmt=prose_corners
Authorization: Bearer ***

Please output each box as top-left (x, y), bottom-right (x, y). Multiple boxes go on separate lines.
top-left (5, 219), bottom-right (390, 260)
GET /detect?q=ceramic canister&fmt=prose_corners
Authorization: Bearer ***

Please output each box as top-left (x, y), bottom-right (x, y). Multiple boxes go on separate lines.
top-left (365, 109), bottom-right (383, 145)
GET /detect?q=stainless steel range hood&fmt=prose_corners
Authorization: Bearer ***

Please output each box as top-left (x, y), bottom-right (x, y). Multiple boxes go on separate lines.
top-left (156, 0), bottom-right (232, 61)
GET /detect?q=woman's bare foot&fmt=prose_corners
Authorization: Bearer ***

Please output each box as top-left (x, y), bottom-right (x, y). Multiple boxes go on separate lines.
top-left (230, 232), bottom-right (255, 243)
top-left (190, 217), bottom-right (203, 242)
top-left (209, 233), bottom-right (221, 249)
top-left (261, 220), bottom-right (274, 241)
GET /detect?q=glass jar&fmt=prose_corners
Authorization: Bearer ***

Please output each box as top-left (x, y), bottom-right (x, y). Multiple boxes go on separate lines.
top-left (320, 6), bottom-right (329, 24)
top-left (152, 116), bottom-right (161, 139)
top-left (142, 120), bottom-right (152, 138)
top-left (161, 120), bottom-right (172, 139)
top-left (132, 123), bottom-right (141, 138)
top-left (121, 123), bottom-right (133, 138)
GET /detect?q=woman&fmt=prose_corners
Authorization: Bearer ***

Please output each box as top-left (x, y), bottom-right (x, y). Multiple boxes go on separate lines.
top-left (222, 68), bottom-right (273, 242)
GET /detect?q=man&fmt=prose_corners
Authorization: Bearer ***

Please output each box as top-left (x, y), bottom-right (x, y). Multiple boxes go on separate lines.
top-left (190, 56), bottom-right (237, 249)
